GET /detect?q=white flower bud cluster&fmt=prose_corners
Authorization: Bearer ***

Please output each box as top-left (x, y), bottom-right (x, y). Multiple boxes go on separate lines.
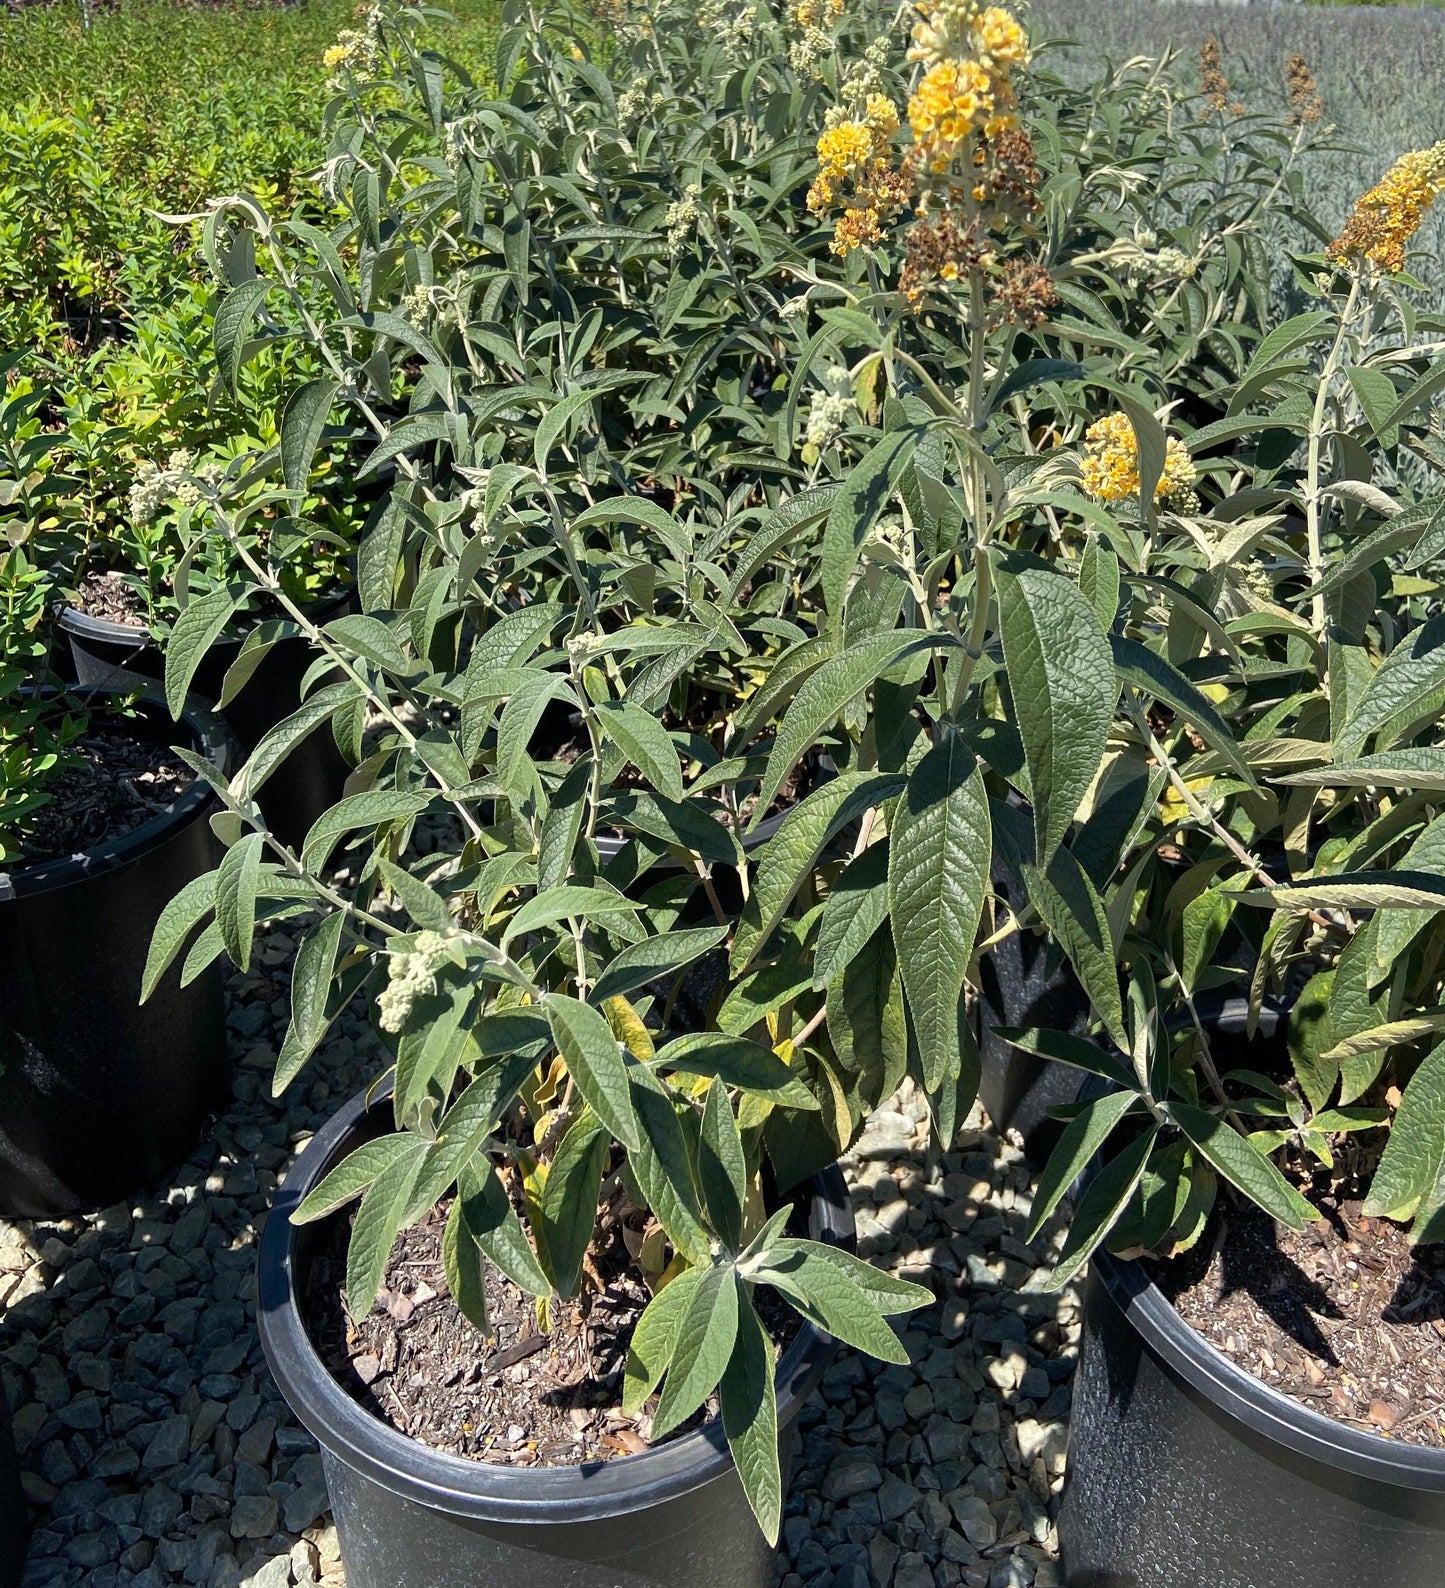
top-left (128, 449), bottom-right (222, 526)
top-left (400, 283), bottom-right (434, 330)
top-left (617, 78), bottom-right (665, 126)
top-left (804, 362), bottom-right (855, 452)
top-left (376, 929), bottom-right (456, 1033)
top-left (665, 185), bottom-right (703, 255)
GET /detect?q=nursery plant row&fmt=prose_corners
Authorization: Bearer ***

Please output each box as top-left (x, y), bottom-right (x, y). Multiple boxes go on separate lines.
top-left (2, 1), bottom-right (1444, 1586)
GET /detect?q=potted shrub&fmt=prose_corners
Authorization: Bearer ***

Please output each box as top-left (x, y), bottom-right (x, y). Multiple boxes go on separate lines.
top-left (0, 387), bottom-right (232, 1216)
top-left (153, 316), bottom-right (934, 1588)
top-left (53, 437), bottom-right (362, 850)
top-left (983, 143), bottom-right (1445, 1584)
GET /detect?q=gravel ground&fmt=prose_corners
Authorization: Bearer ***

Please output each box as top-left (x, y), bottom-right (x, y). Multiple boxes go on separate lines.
top-left (0, 935), bottom-right (1078, 1588)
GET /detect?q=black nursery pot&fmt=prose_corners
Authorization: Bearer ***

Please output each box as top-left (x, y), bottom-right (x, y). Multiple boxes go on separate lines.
top-left (258, 1085), bottom-right (854, 1588)
top-left (976, 859), bottom-right (1290, 1161)
top-left (0, 1398), bottom-right (25, 1588)
top-left (59, 589), bottom-right (352, 852)
top-left (0, 689), bottom-right (231, 1217)
top-left (1058, 1246), bottom-right (1445, 1586)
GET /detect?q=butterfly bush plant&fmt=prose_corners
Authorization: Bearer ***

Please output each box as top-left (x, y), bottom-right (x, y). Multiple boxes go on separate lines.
top-left (140, 0), bottom-right (941, 1540)
top-left (987, 142), bottom-right (1445, 1279)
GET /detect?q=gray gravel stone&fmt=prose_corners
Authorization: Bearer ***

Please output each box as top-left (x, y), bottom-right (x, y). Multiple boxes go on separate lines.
top-left (229, 1495), bottom-right (279, 1540)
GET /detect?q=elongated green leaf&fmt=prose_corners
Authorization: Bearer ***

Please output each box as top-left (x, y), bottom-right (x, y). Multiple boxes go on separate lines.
top-left (628, 1064), bottom-right (711, 1262)
top-left (655, 1034), bottom-right (819, 1109)
top-left (697, 1080), bottom-right (746, 1250)
top-left (821, 430), bottom-right (916, 615)
top-left (545, 994), bottom-right (641, 1152)
top-left (1023, 845), bottom-right (1126, 1049)
top-left (755, 632), bottom-right (931, 823)
top-left (814, 839), bottom-right (890, 989)
top-left (454, 1152), bottom-right (553, 1297)
top-left (376, 857), bottom-right (453, 933)
top-left (1045, 1127), bottom-right (1157, 1291)
top-left (497, 671), bottom-right (574, 791)
top-left (1323, 1010), bottom-right (1445, 1061)
top-left (1110, 636), bottom-right (1254, 785)
top-left (1362, 1043), bottom-right (1445, 1224)
top-left (503, 885), bottom-right (640, 946)
top-left (165, 588), bottom-right (240, 719)
top-left (623, 1265), bottom-right (706, 1414)
top-left (218, 618), bottom-right (300, 711)
top-left (732, 773), bottom-right (903, 974)
top-left (652, 1262), bottom-right (739, 1438)
top-left (273, 910), bottom-right (346, 1094)
top-left (1027, 1089), bottom-right (1139, 1241)
top-left (302, 790), bottom-right (432, 872)
top-left (826, 924), bottom-right (907, 1104)
top-left (141, 871), bottom-right (217, 1002)
top-left (357, 413), bottom-right (457, 478)
top-left (281, 378), bottom-right (340, 493)
top-left (293, 1134), bottom-right (417, 1225)
top-left (410, 1051), bottom-right (540, 1212)
top-left (345, 1137), bottom-right (428, 1315)
top-left (214, 832), bottom-right (265, 971)
top-left (774, 1240), bottom-right (933, 1316)
top-left (443, 1193), bottom-right (491, 1333)
top-left (990, 1026), bottom-right (1137, 1089)
top-left (1170, 1102), bottom-right (1315, 1227)
top-left (996, 560), bottom-right (1115, 863)
top-left (721, 1286), bottom-right (781, 1544)
top-left (593, 700), bottom-right (684, 803)
top-left (592, 925), bottom-right (728, 1005)
top-left (888, 738), bottom-right (991, 1092)
top-left (214, 278), bottom-right (271, 392)
top-left (1374, 815), bottom-right (1445, 976)
top-left (1230, 870), bottom-right (1445, 912)
top-left (751, 1243), bottom-right (908, 1363)
top-left (324, 613), bottom-right (410, 675)
top-left (1079, 535), bottom-right (1121, 632)
top-left (539, 1112), bottom-right (609, 1298)
top-left (1275, 748), bottom-right (1445, 790)
top-left (1338, 616), bottom-right (1445, 757)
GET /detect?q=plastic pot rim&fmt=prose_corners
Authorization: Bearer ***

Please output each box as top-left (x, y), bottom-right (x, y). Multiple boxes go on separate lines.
top-left (1081, 1172), bottom-right (1445, 1493)
top-left (57, 581), bottom-right (355, 653)
top-left (1, 686), bottom-right (229, 899)
top-left (258, 1083), bottom-right (853, 1525)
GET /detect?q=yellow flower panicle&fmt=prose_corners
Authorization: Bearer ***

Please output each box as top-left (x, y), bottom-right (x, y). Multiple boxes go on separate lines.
top-left (807, 95), bottom-right (907, 255)
top-left (793, 0), bottom-right (844, 27)
top-left (1081, 414), bottom-right (1197, 506)
top-left (906, 1), bottom-right (1029, 167)
top-left (1328, 142), bottom-right (1445, 277)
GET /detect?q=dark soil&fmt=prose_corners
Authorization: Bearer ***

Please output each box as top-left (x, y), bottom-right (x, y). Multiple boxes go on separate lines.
top-left (75, 570), bottom-right (144, 627)
top-left (19, 723), bottom-right (196, 866)
top-left (305, 1190), bottom-right (802, 1467)
top-left (1156, 1191), bottom-right (1445, 1447)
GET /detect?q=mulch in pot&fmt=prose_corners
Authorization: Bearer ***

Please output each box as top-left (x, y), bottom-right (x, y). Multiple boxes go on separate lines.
top-left (76, 568), bottom-right (146, 626)
top-left (304, 1193), bottom-right (801, 1469)
top-left (18, 721), bottom-right (195, 866)
top-left (1153, 1189), bottom-right (1445, 1448)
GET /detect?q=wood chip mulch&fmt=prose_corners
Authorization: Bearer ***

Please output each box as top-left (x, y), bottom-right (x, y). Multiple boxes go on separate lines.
top-left (1156, 1190), bottom-right (1445, 1447)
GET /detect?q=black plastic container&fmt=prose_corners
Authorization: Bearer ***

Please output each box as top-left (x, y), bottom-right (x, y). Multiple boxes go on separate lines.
top-left (0, 689), bottom-right (230, 1217)
top-left (258, 1085), bottom-right (853, 1588)
top-left (1059, 1246), bottom-right (1445, 1586)
top-left (60, 594), bottom-right (351, 852)
top-left (977, 915), bottom-right (1288, 1163)
top-left (0, 1400), bottom-right (25, 1588)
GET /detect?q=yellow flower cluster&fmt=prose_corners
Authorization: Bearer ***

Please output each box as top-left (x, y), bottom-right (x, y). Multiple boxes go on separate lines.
top-left (1081, 414), bottom-right (1198, 505)
top-left (1328, 142), bottom-right (1445, 276)
top-left (322, 4), bottom-right (383, 83)
top-left (906, 0), bottom-right (1029, 167)
top-left (793, 0), bottom-right (844, 27)
top-left (807, 94), bottom-right (907, 255)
